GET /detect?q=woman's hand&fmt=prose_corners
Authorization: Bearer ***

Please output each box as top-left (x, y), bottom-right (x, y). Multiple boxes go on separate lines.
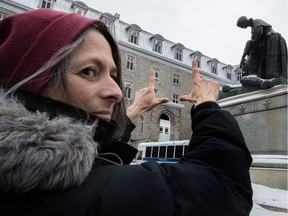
top-left (127, 69), bottom-right (169, 121)
top-left (179, 60), bottom-right (219, 106)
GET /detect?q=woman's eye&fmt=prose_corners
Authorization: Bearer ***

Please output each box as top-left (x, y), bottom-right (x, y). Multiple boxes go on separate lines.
top-left (81, 68), bottom-right (96, 77)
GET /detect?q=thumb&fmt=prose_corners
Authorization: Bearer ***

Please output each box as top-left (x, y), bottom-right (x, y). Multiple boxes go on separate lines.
top-left (179, 95), bottom-right (190, 101)
top-left (156, 97), bottom-right (170, 104)
top-left (179, 95), bottom-right (197, 103)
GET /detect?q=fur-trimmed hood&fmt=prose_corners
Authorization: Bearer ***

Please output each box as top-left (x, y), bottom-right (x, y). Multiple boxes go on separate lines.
top-left (0, 89), bottom-right (99, 193)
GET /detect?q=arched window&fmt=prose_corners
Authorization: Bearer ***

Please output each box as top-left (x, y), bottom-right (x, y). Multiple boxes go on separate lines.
top-left (160, 113), bottom-right (169, 121)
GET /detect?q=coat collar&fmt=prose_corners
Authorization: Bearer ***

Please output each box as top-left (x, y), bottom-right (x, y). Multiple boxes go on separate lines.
top-left (12, 88), bottom-right (137, 164)
top-left (0, 87), bottom-right (136, 193)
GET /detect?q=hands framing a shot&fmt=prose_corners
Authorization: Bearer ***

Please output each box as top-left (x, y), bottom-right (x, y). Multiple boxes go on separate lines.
top-left (127, 60), bottom-right (220, 120)
top-left (179, 60), bottom-right (219, 105)
top-left (126, 69), bottom-right (169, 120)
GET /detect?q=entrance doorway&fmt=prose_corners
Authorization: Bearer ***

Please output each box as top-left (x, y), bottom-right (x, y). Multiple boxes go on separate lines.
top-left (158, 113), bottom-right (171, 141)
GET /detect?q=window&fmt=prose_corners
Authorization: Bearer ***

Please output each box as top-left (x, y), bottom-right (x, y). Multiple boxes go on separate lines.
top-left (40, 0), bottom-right (52, 8)
top-left (223, 65), bottom-right (233, 80)
top-left (103, 18), bottom-right (113, 31)
top-left (165, 128), bottom-right (169, 134)
top-left (173, 74), bottom-right (180, 85)
top-left (238, 71), bottom-right (243, 81)
top-left (175, 146), bottom-right (183, 158)
top-left (175, 48), bottom-right (183, 61)
top-left (129, 30), bottom-right (138, 44)
top-left (0, 13), bottom-right (8, 20)
top-left (124, 82), bottom-right (132, 98)
top-left (151, 34), bottom-right (164, 54)
top-left (191, 51), bottom-right (203, 68)
top-left (227, 71), bottom-right (232, 80)
top-left (145, 147), bottom-right (152, 157)
top-left (173, 43), bottom-right (185, 61)
top-left (152, 146), bottom-right (159, 158)
top-left (167, 146), bottom-right (174, 158)
top-left (172, 94), bottom-right (179, 104)
top-left (74, 7), bottom-right (85, 15)
top-left (140, 115), bottom-right (144, 133)
top-left (126, 24), bottom-right (142, 45)
top-left (153, 67), bottom-right (159, 80)
top-left (196, 58), bottom-right (201, 68)
top-left (154, 88), bottom-right (158, 96)
top-left (126, 55), bottom-right (135, 70)
top-left (159, 146), bottom-right (166, 158)
top-left (71, 1), bottom-right (88, 15)
top-left (100, 13), bottom-right (116, 33)
top-left (184, 145), bottom-right (189, 154)
top-left (212, 63), bottom-right (218, 74)
top-left (208, 58), bottom-right (219, 75)
top-left (153, 39), bottom-right (162, 53)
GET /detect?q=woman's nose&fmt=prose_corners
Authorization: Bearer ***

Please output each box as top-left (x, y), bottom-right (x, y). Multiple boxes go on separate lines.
top-left (100, 76), bottom-right (123, 102)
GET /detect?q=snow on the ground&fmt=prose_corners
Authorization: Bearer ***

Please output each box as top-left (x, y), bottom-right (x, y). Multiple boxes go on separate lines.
top-left (251, 183), bottom-right (287, 216)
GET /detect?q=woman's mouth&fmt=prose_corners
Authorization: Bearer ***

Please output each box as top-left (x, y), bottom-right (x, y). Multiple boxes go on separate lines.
top-left (93, 112), bottom-right (112, 121)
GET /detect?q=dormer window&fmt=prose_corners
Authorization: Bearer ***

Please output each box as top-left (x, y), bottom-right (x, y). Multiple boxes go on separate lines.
top-left (71, 1), bottom-right (88, 15)
top-left (151, 34), bottom-right (164, 54)
top-left (191, 51), bottom-right (203, 68)
top-left (154, 39), bottom-right (162, 53)
top-left (234, 67), bottom-right (243, 81)
top-left (237, 70), bottom-right (243, 81)
top-left (126, 24), bottom-right (142, 45)
top-left (223, 65), bottom-right (233, 80)
top-left (212, 63), bottom-right (218, 74)
top-left (130, 30), bottom-right (138, 44)
top-left (207, 58), bottom-right (219, 75)
top-left (0, 12), bottom-right (8, 20)
top-left (100, 13), bottom-right (117, 32)
top-left (176, 48), bottom-right (182, 61)
top-left (172, 43), bottom-right (185, 61)
top-left (40, 0), bottom-right (53, 8)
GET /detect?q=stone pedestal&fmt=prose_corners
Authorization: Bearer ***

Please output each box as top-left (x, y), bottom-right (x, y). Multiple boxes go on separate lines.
top-left (218, 85), bottom-right (287, 154)
top-left (218, 85), bottom-right (288, 189)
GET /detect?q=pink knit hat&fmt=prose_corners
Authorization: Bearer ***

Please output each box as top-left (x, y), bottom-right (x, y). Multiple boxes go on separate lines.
top-left (0, 9), bottom-right (107, 93)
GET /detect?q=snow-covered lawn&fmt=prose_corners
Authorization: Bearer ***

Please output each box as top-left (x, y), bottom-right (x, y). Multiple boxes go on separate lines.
top-left (251, 183), bottom-right (287, 216)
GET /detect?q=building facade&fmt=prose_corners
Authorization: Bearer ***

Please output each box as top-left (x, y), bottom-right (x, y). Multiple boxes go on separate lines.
top-left (0, 0), bottom-right (242, 145)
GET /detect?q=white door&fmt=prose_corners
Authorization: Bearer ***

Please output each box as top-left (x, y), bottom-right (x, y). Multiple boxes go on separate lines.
top-left (159, 114), bottom-right (170, 141)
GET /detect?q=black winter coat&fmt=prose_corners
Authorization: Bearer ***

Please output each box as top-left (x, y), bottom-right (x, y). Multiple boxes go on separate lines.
top-left (0, 89), bottom-right (253, 216)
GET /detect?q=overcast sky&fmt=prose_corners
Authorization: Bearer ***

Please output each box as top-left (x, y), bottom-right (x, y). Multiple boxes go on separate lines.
top-left (83, 0), bottom-right (287, 66)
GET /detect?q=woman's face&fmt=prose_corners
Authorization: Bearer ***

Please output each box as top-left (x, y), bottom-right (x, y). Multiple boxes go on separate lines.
top-left (48, 30), bottom-right (123, 121)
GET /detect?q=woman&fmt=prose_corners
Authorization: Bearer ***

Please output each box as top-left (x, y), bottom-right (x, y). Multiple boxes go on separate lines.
top-left (0, 9), bottom-right (252, 216)
top-left (237, 16), bottom-right (287, 80)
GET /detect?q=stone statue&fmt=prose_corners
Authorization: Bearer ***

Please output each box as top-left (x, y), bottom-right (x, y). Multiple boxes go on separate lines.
top-left (221, 16), bottom-right (287, 96)
top-left (238, 16), bottom-right (287, 80)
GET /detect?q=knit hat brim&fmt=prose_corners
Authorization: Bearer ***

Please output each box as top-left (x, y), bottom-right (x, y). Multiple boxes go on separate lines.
top-left (0, 9), bottom-right (107, 93)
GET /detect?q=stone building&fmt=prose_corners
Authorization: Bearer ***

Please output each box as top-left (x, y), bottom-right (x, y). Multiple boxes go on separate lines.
top-left (0, 0), bottom-right (242, 145)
